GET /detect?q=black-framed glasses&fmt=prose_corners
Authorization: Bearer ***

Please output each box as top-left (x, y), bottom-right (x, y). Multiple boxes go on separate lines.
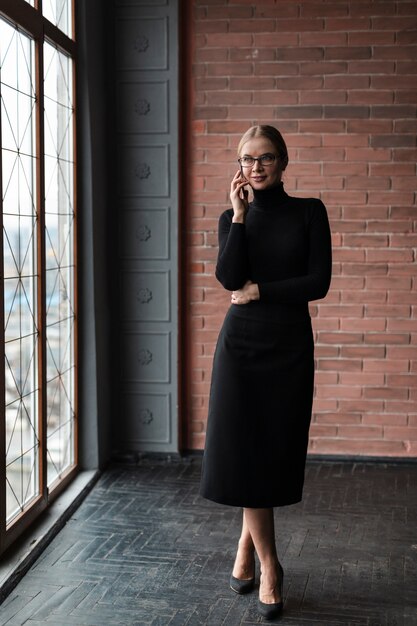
top-left (238, 153), bottom-right (277, 168)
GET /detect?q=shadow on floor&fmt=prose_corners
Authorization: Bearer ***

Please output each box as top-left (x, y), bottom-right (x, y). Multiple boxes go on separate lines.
top-left (1, 458), bottom-right (417, 625)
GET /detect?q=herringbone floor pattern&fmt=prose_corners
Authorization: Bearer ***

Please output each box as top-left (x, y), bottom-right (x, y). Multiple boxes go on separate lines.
top-left (1, 459), bottom-right (416, 625)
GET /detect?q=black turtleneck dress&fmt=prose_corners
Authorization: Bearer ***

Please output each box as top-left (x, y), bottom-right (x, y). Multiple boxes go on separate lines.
top-left (200, 182), bottom-right (332, 508)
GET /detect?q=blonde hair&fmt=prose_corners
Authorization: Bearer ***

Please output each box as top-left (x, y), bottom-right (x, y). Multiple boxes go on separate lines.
top-left (237, 125), bottom-right (289, 170)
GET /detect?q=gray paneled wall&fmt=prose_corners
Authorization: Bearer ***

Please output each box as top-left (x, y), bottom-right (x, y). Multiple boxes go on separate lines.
top-left (114, 0), bottom-right (178, 453)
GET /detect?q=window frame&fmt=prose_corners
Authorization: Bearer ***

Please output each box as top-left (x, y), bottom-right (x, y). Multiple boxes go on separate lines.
top-left (0, 0), bottom-right (78, 555)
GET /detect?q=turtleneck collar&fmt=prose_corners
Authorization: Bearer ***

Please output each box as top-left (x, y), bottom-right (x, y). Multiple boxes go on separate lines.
top-left (250, 181), bottom-right (288, 211)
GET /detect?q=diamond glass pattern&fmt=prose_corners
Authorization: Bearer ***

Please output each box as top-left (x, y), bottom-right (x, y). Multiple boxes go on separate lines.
top-left (1, 19), bottom-right (39, 523)
top-left (43, 42), bottom-right (75, 487)
top-left (43, 0), bottom-right (73, 39)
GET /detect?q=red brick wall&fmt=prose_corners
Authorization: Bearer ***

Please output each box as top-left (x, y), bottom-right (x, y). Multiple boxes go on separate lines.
top-left (184, 0), bottom-right (417, 458)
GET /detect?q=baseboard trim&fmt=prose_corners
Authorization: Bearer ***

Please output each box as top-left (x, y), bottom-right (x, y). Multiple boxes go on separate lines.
top-left (306, 453), bottom-right (417, 465)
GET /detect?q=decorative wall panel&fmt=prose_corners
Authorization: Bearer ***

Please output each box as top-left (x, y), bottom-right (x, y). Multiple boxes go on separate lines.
top-left (121, 270), bottom-right (170, 321)
top-left (116, 18), bottom-right (167, 70)
top-left (119, 145), bottom-right (169, 197)
top-left (117, 81), bottom-right (169, 134)
top-left (120, 393), bottom-right (170, 444)
top-left (121, 332), bottom-right (170, 383)
top-left (117, 1), bottom-right (167, 6)
top-left (119, 208), bottom-right (169, 259)
top-left (114, 0), bottom-right (178, 453)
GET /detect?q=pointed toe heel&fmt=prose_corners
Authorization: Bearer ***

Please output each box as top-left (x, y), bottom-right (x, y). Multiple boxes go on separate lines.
top-left (229, 574), bottom-right (255, 594)
top-left (258, 563), bottom-right (284, 620)
top-left (257, 598), bottom-right (283, 620)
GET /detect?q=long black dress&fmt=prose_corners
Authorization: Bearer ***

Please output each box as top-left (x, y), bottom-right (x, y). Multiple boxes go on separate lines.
top-left (200, 182), bottom-right (332, 508)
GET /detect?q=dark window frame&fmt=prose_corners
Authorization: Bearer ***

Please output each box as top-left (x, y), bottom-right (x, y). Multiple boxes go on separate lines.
top-left (0, 0), bottom-right (78, 555)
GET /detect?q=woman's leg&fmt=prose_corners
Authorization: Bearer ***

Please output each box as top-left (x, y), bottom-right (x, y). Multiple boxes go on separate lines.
top-left (232, 509), bottom-right (255, 579)
top-left (243, 507), bottom-right (282, 604)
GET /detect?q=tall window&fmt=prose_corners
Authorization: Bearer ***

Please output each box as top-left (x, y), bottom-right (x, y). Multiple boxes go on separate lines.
top-left (0, 0), bottom-right (77, 554)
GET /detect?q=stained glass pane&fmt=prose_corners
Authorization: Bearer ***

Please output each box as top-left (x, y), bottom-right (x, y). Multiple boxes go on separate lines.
top-left (1, 20), bottom-right (39, 524)
top-left (44, 42), bottom-right (75, 487)
top-left (43, 0), bottom-right (73, 39)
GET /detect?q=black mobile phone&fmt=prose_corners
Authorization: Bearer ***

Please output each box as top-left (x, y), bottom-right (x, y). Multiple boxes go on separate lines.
top-left (240, 165), bottom-right (248, 200)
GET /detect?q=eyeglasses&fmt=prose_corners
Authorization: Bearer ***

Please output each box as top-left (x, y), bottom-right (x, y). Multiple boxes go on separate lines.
top-left (238, 153), bottom-right (277, 168)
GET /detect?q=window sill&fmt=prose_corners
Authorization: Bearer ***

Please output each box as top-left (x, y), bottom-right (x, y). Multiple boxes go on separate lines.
top-left (0, 470), bottom-right (100, 603)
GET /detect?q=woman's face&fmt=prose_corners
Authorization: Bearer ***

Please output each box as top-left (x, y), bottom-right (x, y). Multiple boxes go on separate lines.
top-left (239, 137), bottom-right (284, 191)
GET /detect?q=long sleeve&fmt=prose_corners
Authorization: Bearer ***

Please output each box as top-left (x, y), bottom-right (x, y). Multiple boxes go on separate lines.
top-left (258, 200), bottom-right (332, 304)
top-left (215, 210), bottom-right (250, 291)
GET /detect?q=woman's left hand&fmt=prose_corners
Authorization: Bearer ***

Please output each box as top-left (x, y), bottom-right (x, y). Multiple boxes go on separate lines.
top-left (231, 281), bottom-right (260, 305)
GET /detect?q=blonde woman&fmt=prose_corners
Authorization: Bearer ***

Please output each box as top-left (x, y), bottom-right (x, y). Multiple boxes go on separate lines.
top-left (200, 125), bottom-right (332, 620)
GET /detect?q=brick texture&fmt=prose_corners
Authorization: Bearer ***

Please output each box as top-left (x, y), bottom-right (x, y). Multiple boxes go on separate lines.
top-left (184, 0), bottom-right (417, 458)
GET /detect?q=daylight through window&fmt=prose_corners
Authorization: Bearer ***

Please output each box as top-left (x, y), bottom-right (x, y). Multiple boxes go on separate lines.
top-left (0, 0), bottom-right (77, 554)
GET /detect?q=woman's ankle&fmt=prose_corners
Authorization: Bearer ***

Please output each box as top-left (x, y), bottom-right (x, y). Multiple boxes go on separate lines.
top-left (232, 542), bottom-right (256, 579)
top-left (260, 556), bottom-right (279, 578)
top-left (237, 537), bottom-right (255, 554)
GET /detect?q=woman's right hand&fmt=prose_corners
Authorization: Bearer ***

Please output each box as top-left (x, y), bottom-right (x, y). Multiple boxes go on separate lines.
top-left (230, 170), bottom-right (249, 223)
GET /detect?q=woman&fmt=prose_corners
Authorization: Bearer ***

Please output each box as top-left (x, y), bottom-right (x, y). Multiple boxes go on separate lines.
top-left (200, 125), bottom-right (332, 620)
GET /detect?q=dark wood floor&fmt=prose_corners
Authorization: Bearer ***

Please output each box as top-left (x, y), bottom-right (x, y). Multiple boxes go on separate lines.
top-left (1, 458), bottom-right (417, 625)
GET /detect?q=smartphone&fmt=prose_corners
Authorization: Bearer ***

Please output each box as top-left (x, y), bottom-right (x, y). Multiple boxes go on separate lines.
top-left (240, 165), bottom-right (248, 201)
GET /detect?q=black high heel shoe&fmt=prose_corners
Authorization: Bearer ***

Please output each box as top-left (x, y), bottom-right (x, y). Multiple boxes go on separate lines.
top-left (229, 573), bottom-right (255, 594)
top-left (257, 562), bottom-right (284, 620)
